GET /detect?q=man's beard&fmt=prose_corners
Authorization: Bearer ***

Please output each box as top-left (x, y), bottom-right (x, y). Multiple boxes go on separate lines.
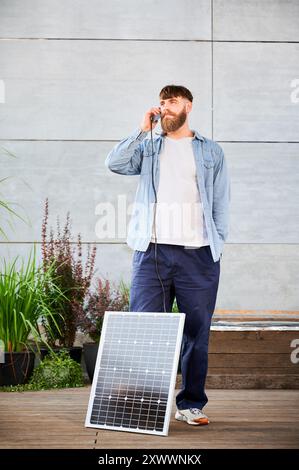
top-left (161, 109), bottom-right (187, 133)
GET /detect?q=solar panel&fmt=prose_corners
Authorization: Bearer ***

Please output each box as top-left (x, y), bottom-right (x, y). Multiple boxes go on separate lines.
top-left (85, 311), bottom-right (185, 436)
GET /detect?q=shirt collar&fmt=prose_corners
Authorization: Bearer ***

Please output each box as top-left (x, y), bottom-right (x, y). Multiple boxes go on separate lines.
top-left (156, 129), bottom-right (204, 141)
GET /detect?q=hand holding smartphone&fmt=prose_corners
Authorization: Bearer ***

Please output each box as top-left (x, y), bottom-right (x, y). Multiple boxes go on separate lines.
top-left (140, 106), bottom-right (161, 132)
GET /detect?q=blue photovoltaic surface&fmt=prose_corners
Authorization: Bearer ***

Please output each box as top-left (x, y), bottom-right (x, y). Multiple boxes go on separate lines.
top-left (86, 311), bottom-right (185, 436)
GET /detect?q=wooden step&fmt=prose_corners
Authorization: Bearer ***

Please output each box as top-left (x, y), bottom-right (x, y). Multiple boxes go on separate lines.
top-left (177, 317), bottom-right (299, 389)
top-left (213, 309), bottom-right (299, 322)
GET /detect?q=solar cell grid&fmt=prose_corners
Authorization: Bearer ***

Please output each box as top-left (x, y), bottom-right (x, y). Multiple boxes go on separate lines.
top-left (85, 311), bottom-right (185, 436)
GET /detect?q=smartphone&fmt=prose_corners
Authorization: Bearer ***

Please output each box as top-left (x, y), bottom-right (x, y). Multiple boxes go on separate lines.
top-left (150, 113), bottom-right (161, 122)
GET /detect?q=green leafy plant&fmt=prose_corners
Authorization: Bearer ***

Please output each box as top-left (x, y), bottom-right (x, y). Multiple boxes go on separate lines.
top-left (29, 349), bottom-right (84, 389)
top-left (0, 350), bottom-right (84, 391)
top-left (78, 278), bottom-right (129, 342)
top-left (0, 245), bottom-right (64, 353)
top-left (172, 298), bottom-right (179, 313)
top-left (41, 198), bottom-right (97, 348)
top-left (0, 147), bottom-right (29, 240)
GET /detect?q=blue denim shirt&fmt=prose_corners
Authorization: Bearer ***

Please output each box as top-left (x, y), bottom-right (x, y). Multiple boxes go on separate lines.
top-left (105, 127), bottom-right (230, 262)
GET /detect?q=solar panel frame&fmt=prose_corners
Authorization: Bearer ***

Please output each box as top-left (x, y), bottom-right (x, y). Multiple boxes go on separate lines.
top-left (85, 311), bottom-right (185, 436)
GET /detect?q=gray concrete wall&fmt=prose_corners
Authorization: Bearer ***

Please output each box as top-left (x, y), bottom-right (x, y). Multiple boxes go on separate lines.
top-left (0, 0), bottom-right (298, 310)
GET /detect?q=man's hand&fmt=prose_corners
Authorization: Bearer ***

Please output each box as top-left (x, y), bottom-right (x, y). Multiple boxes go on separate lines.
top-left (140, 107), bottom-right (161, 132)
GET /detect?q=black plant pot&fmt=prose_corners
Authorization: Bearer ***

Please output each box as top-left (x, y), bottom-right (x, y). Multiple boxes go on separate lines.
top-left (39, 346), bottom-right (82, 364)
top-left (83, 342), bottom-right (99, 382)
top-left (0, 351), bottom-right (35, 386)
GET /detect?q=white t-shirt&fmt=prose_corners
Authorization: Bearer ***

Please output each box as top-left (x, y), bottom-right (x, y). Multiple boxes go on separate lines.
top-left (150, 136), bottom-right (209, 248)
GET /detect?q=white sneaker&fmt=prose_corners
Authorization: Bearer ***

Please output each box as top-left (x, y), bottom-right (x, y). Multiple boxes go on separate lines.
top-left (175, 408), bottom-right (209, 426)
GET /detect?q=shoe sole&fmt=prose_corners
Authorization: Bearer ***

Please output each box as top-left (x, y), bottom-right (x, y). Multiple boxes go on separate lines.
top-left (175, 412), bottom-right (209, 426)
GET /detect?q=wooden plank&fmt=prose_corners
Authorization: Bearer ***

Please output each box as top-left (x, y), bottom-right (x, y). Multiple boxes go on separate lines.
top-left (175, 375), bottom-right (299, 389)
top-left (209, 330), bottom-right (299, 353)
top-left (208, 353), bottom-right (295, 368)
top-left (205, 375), bottom-right (299, 390)
top-left (0, 387), bottom-right (96, 449)
top-left (207, 367), bottom-right (299, 375)
top-left (214, 309), bottom-right (299, 320)
top-left (0, 387), bottom-right (298, 449)
top-left (176, 373), bottom-right (299, 389)
top-left (211, 330), bottom-right (299, 340)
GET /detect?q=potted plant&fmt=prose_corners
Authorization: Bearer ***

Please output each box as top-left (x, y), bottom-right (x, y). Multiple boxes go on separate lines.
top-left (79, 278), bottom-right (129, 382)
top-left (0, 350), bottom-right (84, 392)
top-left (0, 246), bottom-right (64, 386)
top-left (40, 199), bottom-right (97, 363)
top-left (29, 349), bottom-right (84, 390)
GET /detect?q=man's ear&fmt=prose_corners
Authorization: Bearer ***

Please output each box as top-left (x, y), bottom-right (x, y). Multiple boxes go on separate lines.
top-left (185, 101), bottom-right (192, 114)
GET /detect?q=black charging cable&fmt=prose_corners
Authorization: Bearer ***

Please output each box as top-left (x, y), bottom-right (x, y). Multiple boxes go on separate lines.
top-left (150, 116), bottom-right (167, 313)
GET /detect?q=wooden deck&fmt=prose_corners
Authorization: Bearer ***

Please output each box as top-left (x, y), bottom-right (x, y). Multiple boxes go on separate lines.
top-left (0, 386), bottom-right (298, 449)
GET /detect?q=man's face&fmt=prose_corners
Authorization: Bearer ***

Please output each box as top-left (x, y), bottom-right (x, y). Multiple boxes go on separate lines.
top-left (159, 96), bottom-right (191, 133)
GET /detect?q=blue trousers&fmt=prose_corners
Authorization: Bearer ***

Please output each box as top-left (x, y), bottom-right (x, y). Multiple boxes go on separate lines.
top-left (129, 242), bottom-right (220, 410)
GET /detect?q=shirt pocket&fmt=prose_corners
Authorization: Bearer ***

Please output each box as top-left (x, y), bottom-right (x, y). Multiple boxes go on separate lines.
top-left (140, 151), bottom-right (153, 175)
top-left (203, 157), bottom-right (214, 186)
top-left (203, 157), bottom-right (214, 169)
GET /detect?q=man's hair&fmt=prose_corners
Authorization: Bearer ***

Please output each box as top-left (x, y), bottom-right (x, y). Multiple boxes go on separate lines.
top-left (159, 84), bottom-right (193, 103)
